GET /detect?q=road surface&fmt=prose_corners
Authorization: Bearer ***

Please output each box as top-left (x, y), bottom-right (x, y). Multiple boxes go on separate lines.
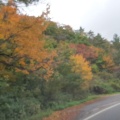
top-left (76, 94), bottom-right (120, 120)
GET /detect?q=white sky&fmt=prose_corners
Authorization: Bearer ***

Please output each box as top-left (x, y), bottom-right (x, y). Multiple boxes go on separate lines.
top-left (21, 0), bottom-right (120, 41)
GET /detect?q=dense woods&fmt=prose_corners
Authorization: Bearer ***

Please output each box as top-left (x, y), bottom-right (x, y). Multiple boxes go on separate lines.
top-left (1, 1), bottom-right (120, 120)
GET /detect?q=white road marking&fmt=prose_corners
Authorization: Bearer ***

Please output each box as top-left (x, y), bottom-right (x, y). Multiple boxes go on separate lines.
top-left (83, 102), bottom-right (120, 120)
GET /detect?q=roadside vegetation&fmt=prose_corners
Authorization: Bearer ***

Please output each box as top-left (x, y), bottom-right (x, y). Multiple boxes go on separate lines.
top-left (1, 1), bottom-right (120, 120)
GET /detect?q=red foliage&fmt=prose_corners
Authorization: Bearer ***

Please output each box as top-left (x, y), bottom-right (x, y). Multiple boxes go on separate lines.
top-left (70, 44), bottom-right (98, 61)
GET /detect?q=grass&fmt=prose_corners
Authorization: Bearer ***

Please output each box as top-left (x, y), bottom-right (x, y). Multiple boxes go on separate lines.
top-left (53, 95), bottom-right (99, 110)
top-left (25, 109), bottom-right (53, 120)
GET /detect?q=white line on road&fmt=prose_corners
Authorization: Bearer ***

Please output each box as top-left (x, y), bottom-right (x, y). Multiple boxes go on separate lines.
top-left (83, 102), bottom-right (120, 120)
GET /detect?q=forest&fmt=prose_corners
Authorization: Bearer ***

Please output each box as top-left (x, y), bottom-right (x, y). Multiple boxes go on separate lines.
top-left (1, 1), bottom-right (120, 120)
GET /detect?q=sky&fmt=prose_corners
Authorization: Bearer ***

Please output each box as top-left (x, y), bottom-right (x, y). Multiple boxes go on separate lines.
top-left (21, 0), bottom-right (120, 41)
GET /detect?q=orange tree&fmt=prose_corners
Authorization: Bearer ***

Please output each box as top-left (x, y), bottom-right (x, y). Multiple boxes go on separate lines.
top-left (0, 4), bottom-right (56, 80)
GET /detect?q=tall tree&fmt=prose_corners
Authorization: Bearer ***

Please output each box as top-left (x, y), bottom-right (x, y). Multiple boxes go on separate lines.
top-left (0, 4), bottom-right (55, 80)
top-left (112, 34), bottom-right (120, 50)
top-left (111, 34), bottom-right (120, 65)
top-left (87, 30), bottom-right (94, 44)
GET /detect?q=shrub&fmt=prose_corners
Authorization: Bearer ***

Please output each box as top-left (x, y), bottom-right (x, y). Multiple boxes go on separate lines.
top-left (0, 95), bottom-right (41, 120)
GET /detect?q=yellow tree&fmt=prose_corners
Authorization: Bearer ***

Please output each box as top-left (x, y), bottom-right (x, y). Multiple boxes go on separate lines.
top-left (102, 55), bottom-right (114, 70)
top-left (0, 4), bottom-right (56, 80)
top-left (70, 54), bottom-right (93, 88)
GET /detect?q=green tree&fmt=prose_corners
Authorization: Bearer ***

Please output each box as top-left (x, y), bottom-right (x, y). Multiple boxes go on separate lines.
top-left (45, 22), bottom-right (75, 42)
top-left (72, 28), bottom-right (90, 45)
top-left (111, 34), bottom-right (120, 65)
top-left (112, 34), bottom-right (120, 50)
top-left (87, 30), bottom-right (95, 44)
top-left (92, 33), bottom-right (111, 52)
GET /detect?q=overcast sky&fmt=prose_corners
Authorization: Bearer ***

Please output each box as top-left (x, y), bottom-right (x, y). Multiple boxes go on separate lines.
top-left (22, 0), bottom-right (120, 41)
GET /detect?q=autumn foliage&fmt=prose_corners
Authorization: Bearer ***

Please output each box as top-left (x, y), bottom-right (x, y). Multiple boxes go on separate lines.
top-left (102, 55), bottom-right (114, 70)
top-left (70, 44), bottom-right (98, 62)
top-left (1, 2), bottom-right (120, 120)
top-left (70, 54), bottom-right (92, 81)
top-left (0, 5), bottom-right (56, 79)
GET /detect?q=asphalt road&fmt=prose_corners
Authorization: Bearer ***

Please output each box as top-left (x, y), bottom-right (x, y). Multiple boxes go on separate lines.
top-left (76, 94), bottom-right (120, 120)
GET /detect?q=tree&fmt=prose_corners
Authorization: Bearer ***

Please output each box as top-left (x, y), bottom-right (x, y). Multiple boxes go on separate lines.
top-left (72, 27), bottom-right (90, 45)
top-left (92, 33), bottom-right (111, 52)
top-left (112, 34), bottom-right (120, 50)
top-left (111, 34), bottom-right (120, 65)
top-left (102, 55), bottom-right (114, 70)
top-left (45, 22), bottom-right (75, 42)
top-left (0, 4), bottom-right (55, 80)
top-left (87, 30), bottom-right (94, 39)
top-left (70, 54), bottom-right (92, 81)
top-left (87, 30), bottom-right (94, 44)
top-left (78, 27), bottom-right (86, 36)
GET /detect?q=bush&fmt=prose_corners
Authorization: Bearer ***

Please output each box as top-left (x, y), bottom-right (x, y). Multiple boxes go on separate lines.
top-left (0, 95), bottom-right (41, 120)
top-left (97, 71), bottom-right (114, 80)
top-left (92, 83), bottom-right (115, 94)
top-left (110, 79), bottom-right (120, 91)
top-left (90, 75), bottom-right (115, 94)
